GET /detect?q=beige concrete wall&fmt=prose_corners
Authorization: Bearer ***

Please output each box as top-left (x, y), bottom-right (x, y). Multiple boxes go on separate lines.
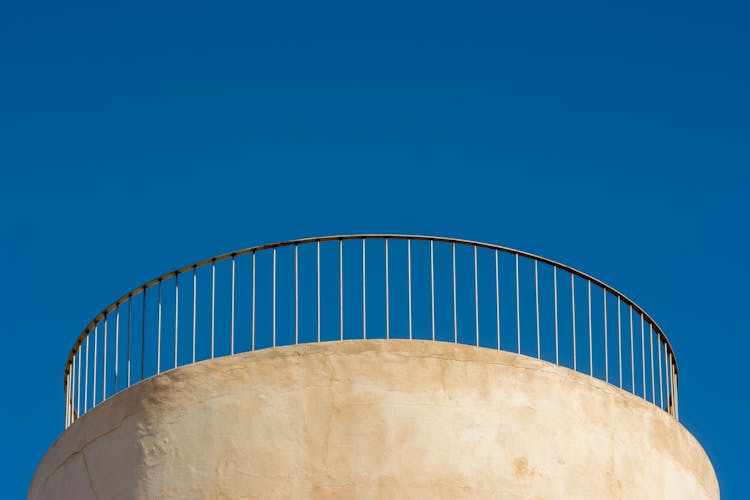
top-left (29, 340), bottom-right (718, 499)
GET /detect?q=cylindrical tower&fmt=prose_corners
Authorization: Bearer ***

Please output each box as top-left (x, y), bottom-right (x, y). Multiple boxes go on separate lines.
top-left (30, 235), bottom-right (718, 499)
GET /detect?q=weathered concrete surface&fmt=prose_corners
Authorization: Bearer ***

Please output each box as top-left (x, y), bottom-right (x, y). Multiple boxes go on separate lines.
top-left (30, 340), bottom-right (718, 499)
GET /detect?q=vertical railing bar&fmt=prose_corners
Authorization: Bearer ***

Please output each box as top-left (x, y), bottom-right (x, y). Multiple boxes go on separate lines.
top-left (640, 314), bottom-right (646, 398)
top-left (72, 364), bottom-right (76, 421)
top-left (102, 315), bottom-right (108, 401)
top-left (68, 369), bottom-right (72, 426)
top-left (675, 355), bottom-right (679, 419)
top-left (667, 344), bottom-right (672, 414)
top-left (76, 351), bottom-right (81, 419)
top-left (452, 242), bottom-right (457, 343)
top-left (587, 280), bottom-right (592, 376)
top-left (409, 239), bottom-right (414, 340)
top-left (603, 290), bottom-right (608, 383)
top-left (650, 323), bottom-right (655, 404)
top-left (73, 353), bottom-right (78, 422)
top-left (231, 257), bottom-right (235, 355)
top-left (157, 281), bottom-right (162, 374)
top-left (668, 354), bottom-right (675, 416)
top-left (69, 367), bottom-right (72, 425)
top-left (127, 298), bottom-right (131, 387)
top-left (70, 368), bottom-right (74, 424)
top-left (65, 368), bottom-right (68, 427)
top-left (515, 253), bottom-right (520, 354)
top-left (72, 357), bottom-right (76, 423)
top-left (250, 250), bottom-right (255, 351)
top-left (676, 359), bottom-right (680, 419)
top-left (93, 325), bottom-right (97, 406)
top-left (91, 324), bottom-right (98, 408)
top-left (65, 369), bottom-right (70, 427)
top-left (664, 354), bottom-right (674, 417)
top-left (669, 349), bottom-right (674, 415)
top-left (316, 243), bottom-right (320, 343)
top-left (386, 238), bottom-right (390, 339)
top-left (629, 305), bottom-right (634, 394)
top-left (70, 355), bottom-right (74, 422)
top-left (534, 260), bottom-right (540, 358)
top-left (71, 356), bottom-right (75, 422)
top-left (65, 367), bottom-right (70, 429)
top-left (70, 354), bottom-right (81, 425)
top-left (273, 248), bottom-right (277, 347)
top-left (211, 262), bottom-right (216, 358)
top-left (339, 239), bottom-right (344, 341)
top-left (141, 289), bottom-right (146, 380)
top-left (175, 274), bottom-right (179, 368)
top-left (673, 355), bottom-right (679, 419)
top-left (617, 296), bottom-right (622, 389)
top-left (553, 265), bottom-right (558, 364)
top-left (571, 273), bottom-right (576, 371)
top-left (664, 356), bottom-right (674, 416)
top-left (115, 305), bottom-right (120, 391)
top-left (252, 251), bottom-right (256, 350)
top-left (473, 245), bottom-right (479, 347)
top-left (362, 239), bottom-right (367, 339)
top-left (495, 249), bottom-right (500, 350)
top-left (669, 350), bottom-right (677, 419)
top-left (192, 267), bottom-right (196, 363)
top-left (295, 245), bottom-right (299, 344)
top-left (431, 240), bottom-right (435, 342)
top-left (657, 338), bottom-right (663, 409)
top-left (667, 354), bottom-right (672, 415)
top-left (673, 363), bottom-right (680, 414)
top-left (84, 337), bottom-right (89, 412)
top-left (74, 353), bottom-right (78, 422)
top-left (71, 365), bottom-right (76, 422)
top-left (70, 357), bottom-right (74, 423)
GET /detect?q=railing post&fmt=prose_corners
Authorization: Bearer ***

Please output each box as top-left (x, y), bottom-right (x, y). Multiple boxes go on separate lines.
top-left (386, 238), bottom-right (390, 340)
top-left (535, 260), bottom-right (540, 359)
top-left (230, 258), bottom-right (235, 354)
top-left (115, 305), bottom-right (120, 392)
top-left (157, 282), bottom-right (162, 373)
top-left (571, 273), bottom-right (576, 371)
top-left (410, 240), bottom-right (414, 341)
top-left (515, 254), bottom-right (520, 354)
top-left (473, 245), bottom-right (478, 347)
top-left (339, 239), bottom-right (343, 341)
top-left (192, 268), bottom-right (196, 363)
top-left (430, 240), bottom-right (435, 342)
top-left (362, 239), bottom-right (367, 340)
top-left (102, 315), bottom-right (108, 401)
top-left (453, 243), bottom-right (457, 343)
top-left (93, 325), bottom-right (98, 406)
top-left (554, 266), bottom-right (559, 364)
top-left (587, 280), bottom-right (592, 376)
top-left (495, 249), bottom-right (500, 350)
top-left (175, 274), bottom-right (180, 367)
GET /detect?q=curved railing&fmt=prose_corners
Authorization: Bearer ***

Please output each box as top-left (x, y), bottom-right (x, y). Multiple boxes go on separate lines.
top-left (63, 235), bottom-right (679, 428)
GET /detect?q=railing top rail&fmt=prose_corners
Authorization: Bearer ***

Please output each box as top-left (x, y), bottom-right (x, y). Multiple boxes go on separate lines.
top-left (63, 234), bottom-right (678, 400)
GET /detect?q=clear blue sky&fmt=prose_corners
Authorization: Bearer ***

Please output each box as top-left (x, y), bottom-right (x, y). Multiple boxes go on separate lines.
top-left (2, 1), bottom-right (747, 497)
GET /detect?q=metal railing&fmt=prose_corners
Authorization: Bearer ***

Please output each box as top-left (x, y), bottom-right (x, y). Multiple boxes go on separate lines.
top-left (63, 235), bottom-right (679, 428)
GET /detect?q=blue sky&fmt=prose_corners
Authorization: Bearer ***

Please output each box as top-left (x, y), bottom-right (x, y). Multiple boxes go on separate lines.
top-left (2, 1), bottom-right (748, 497)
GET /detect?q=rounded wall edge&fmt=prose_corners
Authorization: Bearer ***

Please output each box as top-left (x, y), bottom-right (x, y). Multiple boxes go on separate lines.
top-left (30, 340), bottom-right (719, 499)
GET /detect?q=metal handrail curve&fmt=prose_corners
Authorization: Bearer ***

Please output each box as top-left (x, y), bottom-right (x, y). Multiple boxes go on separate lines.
top-left (63, 235), bottom-right (680, 428)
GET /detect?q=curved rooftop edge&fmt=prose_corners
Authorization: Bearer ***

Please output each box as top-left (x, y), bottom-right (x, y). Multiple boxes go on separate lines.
top-left (35, 341), bottom-right (717, 499)
top-left (62, 235), bottom-right (681, 429)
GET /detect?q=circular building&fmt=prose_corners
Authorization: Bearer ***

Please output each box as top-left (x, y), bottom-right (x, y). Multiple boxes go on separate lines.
top-left (29, 235), bottom-right (718, 499)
